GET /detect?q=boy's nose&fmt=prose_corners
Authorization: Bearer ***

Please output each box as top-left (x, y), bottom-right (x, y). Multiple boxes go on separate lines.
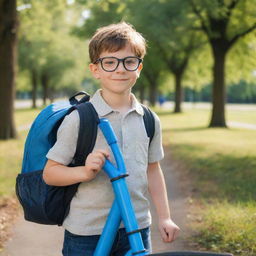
top-left (115, 61), bottom-right (126, 72)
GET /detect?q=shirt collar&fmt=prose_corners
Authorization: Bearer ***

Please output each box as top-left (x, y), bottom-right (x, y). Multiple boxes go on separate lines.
top-left (90, 89), bottom-right (144, 117)
top-left (90, 90), bottom-right (113, 117)
top-left (130, 93), bottom-right (144, 116)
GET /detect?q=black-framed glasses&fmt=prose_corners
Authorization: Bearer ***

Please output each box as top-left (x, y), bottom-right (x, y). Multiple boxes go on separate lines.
top-left (94, 56), bottom-right (143, 72)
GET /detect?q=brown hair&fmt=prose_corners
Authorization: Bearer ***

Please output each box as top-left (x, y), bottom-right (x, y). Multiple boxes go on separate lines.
top-left (89, 22), bottom-right (147, 63)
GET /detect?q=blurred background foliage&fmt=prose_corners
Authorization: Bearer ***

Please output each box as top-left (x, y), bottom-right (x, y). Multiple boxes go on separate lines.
top-left (15, 0), bottom-right (256, 107)
top-left (0, 0), bottom-right (255, 136)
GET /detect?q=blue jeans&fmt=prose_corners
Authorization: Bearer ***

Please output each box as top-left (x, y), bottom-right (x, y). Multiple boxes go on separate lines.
top-left (62, 227), bottom-right (151, 256)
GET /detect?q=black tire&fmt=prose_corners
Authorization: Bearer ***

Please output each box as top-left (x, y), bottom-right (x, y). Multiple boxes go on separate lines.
top-left (149, 251), bottom-right (233, 256)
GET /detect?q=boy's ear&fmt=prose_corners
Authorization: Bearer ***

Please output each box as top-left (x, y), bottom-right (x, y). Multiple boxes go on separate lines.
top-left (89, 63), bottom-right (100, 79)
top-left (138, 63), bottom-right (143, 71)
top-left (136, 63), bottom-right (143, 78)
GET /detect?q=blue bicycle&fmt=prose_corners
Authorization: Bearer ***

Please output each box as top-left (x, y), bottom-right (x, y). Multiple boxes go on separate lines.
top-left (95, 118), bottom-right (233, 256)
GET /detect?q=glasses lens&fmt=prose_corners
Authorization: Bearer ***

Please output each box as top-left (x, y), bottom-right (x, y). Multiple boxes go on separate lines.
top-left (101, 57), bottom-right (118, 71)
top-left (124, 57), bottom-right (140, 71)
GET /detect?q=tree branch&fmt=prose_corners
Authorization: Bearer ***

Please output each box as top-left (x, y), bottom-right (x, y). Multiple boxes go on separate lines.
top-left (221, 0), bottom-right (240, 37)
top-left (154, 41), bottom-right (171, 66)
top-left (189, 25), bottom-right (205, 31)
top-left (225, 0), bottom-right (240, 25)
top-left (227, 0), bottom-right (240, 14)
top-left (190, 0), bottom-right (209, 37)
top-left (229, 23), bottom-right (256, 47)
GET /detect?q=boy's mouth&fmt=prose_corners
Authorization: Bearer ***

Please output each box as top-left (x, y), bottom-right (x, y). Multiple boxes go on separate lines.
top-left (112, 79), bottom-right (129, 81)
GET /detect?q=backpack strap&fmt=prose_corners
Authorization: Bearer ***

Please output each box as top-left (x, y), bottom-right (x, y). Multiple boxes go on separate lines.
top-left (72, 102), bottom-right (99, 166)
top-left (141, 104), bottom-right (155, 144)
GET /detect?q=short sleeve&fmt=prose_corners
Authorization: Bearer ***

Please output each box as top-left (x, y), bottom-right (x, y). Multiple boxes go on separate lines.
top-left (148, 112), bottom-right (164, 163)
top-left (46, 110), bottom-right (79, 165)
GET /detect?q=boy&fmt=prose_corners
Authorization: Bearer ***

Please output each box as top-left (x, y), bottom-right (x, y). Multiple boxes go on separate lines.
top-left (43, 22), bottom-right (180, 256)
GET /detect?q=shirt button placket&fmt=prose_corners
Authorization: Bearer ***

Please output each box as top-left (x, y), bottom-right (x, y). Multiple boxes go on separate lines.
top-left (122, 117), bottom-right (128, 154)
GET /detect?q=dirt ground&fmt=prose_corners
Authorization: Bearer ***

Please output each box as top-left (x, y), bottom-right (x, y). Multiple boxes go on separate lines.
top-left (0, 146), bottom-right (194, 255)
top-left (0, 198), bottom-right (20, 252)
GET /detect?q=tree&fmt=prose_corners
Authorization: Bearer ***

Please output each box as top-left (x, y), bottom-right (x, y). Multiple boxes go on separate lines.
top-left (139, 47), bottom-right (166, 106)
top-left (125, 0), bottom-right (206, 112)
top-left (191, 0), bottom-right (256, 127)
top-left (18, 0), bottom-right (54, 107)
top-left (0, 0), bottom-right (18, 139)
top-left (74, 0), bottom-right (125, 38)
top-left (156, 39), bottom-right (197, 113)
top-left (18, 0), bottom-right (88, 106)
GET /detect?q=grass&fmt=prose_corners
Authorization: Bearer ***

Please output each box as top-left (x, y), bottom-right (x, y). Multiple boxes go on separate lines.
top-left (156, 107), bottom-right (256, 256)
top-left (195, 202), bottom-right (256, 255)
top-left (0, 108), bottom-right (40, 198)
top-left (15, 108), bottom-right (41, 127)
top-left (0, 131), bottom-right (26, 197)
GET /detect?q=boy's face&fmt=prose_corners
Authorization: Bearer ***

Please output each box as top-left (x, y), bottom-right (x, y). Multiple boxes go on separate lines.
top-left (89, 44), bottom-right (143, 95)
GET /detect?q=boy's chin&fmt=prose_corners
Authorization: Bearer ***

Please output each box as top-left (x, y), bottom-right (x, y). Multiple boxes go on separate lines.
top-left (102, 86), bottom-right (133, 95)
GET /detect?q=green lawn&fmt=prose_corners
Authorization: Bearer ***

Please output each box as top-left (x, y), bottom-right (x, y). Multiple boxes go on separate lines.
top-left (157, 108), bottom-right (256, 256)
top-left (15, 108), bottom-right (41, 127)
top-left (0, 108), bottom-right (40, 197)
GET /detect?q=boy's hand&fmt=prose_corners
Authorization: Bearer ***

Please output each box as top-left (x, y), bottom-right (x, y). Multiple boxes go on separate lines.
top-left (83, 149), bottom-right (110, 181)
top-left (158, 218), bottom-right (180, 243)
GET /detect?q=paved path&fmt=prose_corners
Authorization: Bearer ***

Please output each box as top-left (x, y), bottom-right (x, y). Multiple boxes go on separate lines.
top-left (0, 221), bottom-right (63, 256)
top-left (227, 121), bottom-right (256, 130)
top-left (0, 145), bottom-right (190, 256)
top-left (15, 99), bottom-right (256, 112)
top-left (150, 147), bottom-right (190, 253)
top-left (15, 100), bottom-right (256, 131)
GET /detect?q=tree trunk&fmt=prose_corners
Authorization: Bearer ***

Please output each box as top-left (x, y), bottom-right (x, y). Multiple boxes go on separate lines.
top-left (139, 85), bottom-right (145, 104)
top-left (41, 72), bottom-right (49, 106)
top-left (31, 69), bottom-right (37, 108)
top-left (149, 83), bottom-right (157, 106)
top-left (209, 45), bottom-right (227, 127)
top-left (49, 88), bottom-right (54, 103)
top-left (0, 0), bottom-right (18, 139)
top-left (174, 72), bottom-right (183, 113)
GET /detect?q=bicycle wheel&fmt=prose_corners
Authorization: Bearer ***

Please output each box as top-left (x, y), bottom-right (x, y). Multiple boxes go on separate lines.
top-left (149, 251), bottom-right (233, 256)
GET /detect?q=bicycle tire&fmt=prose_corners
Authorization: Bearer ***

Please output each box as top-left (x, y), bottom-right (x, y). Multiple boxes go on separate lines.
top-left (149, 251), bottom-right (233, 256)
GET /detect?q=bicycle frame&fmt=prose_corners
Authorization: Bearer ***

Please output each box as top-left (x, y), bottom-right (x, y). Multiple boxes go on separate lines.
top-left (93, 118), bottom-right (148, 256)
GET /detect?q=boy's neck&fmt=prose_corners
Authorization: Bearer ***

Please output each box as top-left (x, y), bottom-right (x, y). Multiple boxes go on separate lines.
top-left (100, 89), bottom-right (132, 110)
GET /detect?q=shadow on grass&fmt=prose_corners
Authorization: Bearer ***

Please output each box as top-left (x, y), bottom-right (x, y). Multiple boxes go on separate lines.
top-left (170, 143), bottom-right (256, 203)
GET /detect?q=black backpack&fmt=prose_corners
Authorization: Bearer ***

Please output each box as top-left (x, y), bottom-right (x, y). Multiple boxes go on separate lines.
top-left (16, 92), bottom-right (155, 226)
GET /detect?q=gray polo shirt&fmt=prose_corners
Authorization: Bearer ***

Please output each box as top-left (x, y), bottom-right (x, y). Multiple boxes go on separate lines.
top-left (46, 89), bottom-right (164, 235)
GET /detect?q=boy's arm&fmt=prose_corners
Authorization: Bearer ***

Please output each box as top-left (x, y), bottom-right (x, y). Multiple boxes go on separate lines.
top-left (147, 161), bottom-right (180, 243)
top-left (43, 149), bottom-right (109, 186)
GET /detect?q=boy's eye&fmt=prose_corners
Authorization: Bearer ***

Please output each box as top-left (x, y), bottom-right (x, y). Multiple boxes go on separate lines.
top-left (105, 61), bottom-right (115, 65)
top-left (103, 60), bottom-right (116, 66)
top-left (125, 58), bottom-right (138, 65)
top-left (126, 60), bottom-right (136, 64)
